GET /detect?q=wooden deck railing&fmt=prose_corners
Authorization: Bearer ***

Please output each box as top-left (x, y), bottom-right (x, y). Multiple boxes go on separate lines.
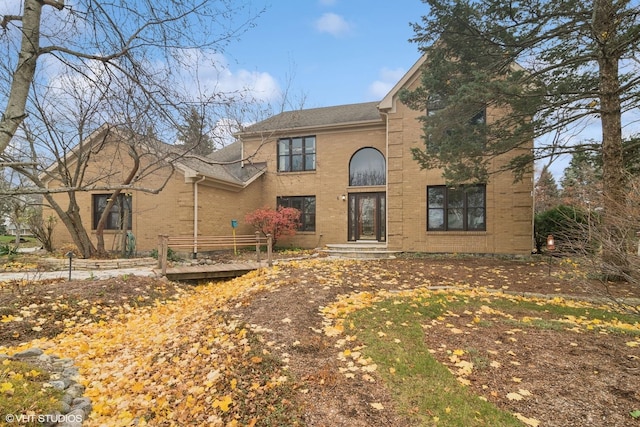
top-left (157, 232), bottom-right (272, 276)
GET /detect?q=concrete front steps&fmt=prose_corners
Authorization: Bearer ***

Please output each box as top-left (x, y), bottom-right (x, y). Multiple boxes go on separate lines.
top-left (322, 242), bottom-right (401, 259)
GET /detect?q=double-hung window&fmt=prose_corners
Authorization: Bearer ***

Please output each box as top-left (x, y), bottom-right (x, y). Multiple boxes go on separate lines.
top-left (426, 95), bottom-right (487, 151)
top-left (92, 194), bottom-right (132, 230)
top-left (277, 196), bottom-right (316, 232)
top-left (427, 185), bottom-right (486, 231)
top-left (278, 136), bottom-right (316, 172)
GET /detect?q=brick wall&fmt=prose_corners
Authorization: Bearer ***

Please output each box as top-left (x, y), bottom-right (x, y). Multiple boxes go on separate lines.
top-left (242, 125), bottom-right (387, 248)
top-left (385, 90), bottom-right (534, 254)
top-left (45, 91), bottom-right (533, 256)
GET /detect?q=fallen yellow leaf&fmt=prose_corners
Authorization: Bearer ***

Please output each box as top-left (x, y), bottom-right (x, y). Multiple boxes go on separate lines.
top-left (0, 382), bottom-right (14, 394)
top-left (519, 389), bottom-right (532, 396)
top-left (514, 413), bottom-right (540, 426)
top-left (213, 395), bottom-right (233, 412)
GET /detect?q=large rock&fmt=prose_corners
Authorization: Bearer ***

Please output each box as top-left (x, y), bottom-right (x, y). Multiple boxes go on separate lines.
top-left (13, 347), bottom-right (44, 358)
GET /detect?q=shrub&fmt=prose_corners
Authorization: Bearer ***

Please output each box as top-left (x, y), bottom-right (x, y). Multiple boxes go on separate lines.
top-left (534, 205), bottom-right (592, 253)
top-left (28, 214), bottom-right (56, 252)
top-left (150, 247), bottom-right (181, 262)
top-left (245, 206), bottom-right (301, 248)
top-left (0, 244), bottom-right (16, 256)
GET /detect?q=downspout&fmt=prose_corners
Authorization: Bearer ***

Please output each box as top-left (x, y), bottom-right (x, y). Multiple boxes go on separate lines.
top-left (193, 175), bottom-right (206, 259)
top-left (531, 174), bottom-right (536, 254)
top-left (380, 109), bottom-right (390, 249)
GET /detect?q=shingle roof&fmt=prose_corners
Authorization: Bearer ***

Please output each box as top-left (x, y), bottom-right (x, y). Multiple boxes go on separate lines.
top-left (178, 141), bottom-right (265, 185)
top-left (240, 101), bottom-right (382, 134)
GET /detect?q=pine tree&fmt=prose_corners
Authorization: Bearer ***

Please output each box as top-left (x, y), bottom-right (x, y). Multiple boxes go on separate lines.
top-left (402, 0), bottom-right (640, 273)
top-left (177, 107), bottom-right (214, 156)
top-left (560, 148), bottom-right (603, 211)
top-left (534, 166), bottom-right (560, 214)
top-left (402, 0), bottom-right (639, 205)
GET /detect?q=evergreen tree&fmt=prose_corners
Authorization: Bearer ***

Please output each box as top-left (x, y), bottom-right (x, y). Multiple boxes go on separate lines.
top-left (559, 137), bottom-right (640, 210)
top-left (560, 148), bottom-right (603, 210)
top-left (534, 165), bottom-right (560, 214)
top-left (401, 0), bottom-right (639, 210)
top-left (177, 107), bottom-right (214, 156)
top-left (402, 0), bottom-right (640, 273)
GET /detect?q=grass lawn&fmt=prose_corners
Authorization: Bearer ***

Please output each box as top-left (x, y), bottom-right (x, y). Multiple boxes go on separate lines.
top-left (349, 297), bottom-right (523, 426)
top-left (337, 289), bottom-right (640, 426)
top-left (0, 235), bottom-right (40, 247)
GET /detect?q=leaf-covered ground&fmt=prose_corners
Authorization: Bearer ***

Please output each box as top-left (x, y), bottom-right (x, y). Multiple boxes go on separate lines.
top-left (1, 255), bottom-right (639, 426)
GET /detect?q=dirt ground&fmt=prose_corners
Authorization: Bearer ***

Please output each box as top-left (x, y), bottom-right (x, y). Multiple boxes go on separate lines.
top-left (1, 254), bottom-right (639, 426)
top-left (233, 255), bottom-right (640, 427)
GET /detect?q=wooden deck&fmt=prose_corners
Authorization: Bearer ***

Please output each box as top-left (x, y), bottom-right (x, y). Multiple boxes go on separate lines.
top-left (155, 261), bottom-right (267, 281)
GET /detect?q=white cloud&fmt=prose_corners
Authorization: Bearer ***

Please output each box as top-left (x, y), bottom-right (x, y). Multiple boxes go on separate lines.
top-left (367, 67), bottom-right (406, 99)
top-left (175, 51), bottom-right (281, 104)
top-left (314, 13), bottom-right (352, 37)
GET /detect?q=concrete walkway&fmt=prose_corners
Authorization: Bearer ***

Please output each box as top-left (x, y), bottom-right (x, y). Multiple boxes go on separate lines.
top-left (0, 256), bottom-right (158, 282)
top-left (0, 266), bottom-right (157, 282)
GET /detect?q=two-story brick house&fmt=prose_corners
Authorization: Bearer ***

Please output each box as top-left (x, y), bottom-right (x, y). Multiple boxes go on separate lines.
top-left (45, 55), bottom-right (534, 255)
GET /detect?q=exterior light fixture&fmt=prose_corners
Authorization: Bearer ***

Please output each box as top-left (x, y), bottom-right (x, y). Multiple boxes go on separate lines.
top-left (341, 194), bottom-right (346, 201)
top-left (546, 234), bottom-right (555, 251)
top-left (546, 234), bottom-right (556, 276)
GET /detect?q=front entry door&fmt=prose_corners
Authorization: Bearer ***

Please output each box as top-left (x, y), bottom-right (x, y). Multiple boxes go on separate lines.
top-left (348, 192), bottom-right (386, 241)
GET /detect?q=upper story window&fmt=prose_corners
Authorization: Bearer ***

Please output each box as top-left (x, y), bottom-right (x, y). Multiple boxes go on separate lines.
top-left (426, 95), bottom-right (486, 150)
top-left (426, 94), bottom-right (446, 117)
top-left (427, 185), bottom-right (486, 231)
top-left (349, 147), bottom-right (386, 186)
top-left (92, 193), bottom-right (132, 230)
top-left (278, 136), bottom-right (316, 172)
top-left (427, 94), bottom-right (485, 123)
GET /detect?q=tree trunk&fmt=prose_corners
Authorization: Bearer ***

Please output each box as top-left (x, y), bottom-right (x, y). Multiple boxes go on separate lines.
top-left (95, 191), bottom-right (121, 256)
top-left (594, 0), bottom-right (628, 277)
top-left (43, 193), bottom-right (96, 259)
top-left (0, 0), bottom-right (43, 153)
top-left (95, 149), bottom-right (139, 255)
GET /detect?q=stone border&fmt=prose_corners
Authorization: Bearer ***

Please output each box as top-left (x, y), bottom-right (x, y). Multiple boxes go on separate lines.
top-left (42, 257), bottom-right (157, 271)
top-left (1, 348), bottom-right (91, 427)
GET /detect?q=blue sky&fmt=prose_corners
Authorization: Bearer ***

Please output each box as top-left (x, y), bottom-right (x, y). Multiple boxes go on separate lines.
top-left (224, 0), bottom-right (428, 108)
top-left (0, 0), bottom-right (427, 110)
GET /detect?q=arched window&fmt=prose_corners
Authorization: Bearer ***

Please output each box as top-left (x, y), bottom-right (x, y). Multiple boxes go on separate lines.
top-left (349, 148), bottom-right (386, 186)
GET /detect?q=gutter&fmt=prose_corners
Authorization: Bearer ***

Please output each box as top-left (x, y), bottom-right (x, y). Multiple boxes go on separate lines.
top-left (237, 119), bottom-right (383, 139)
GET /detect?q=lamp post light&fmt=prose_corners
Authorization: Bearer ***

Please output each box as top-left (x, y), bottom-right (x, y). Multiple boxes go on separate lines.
top-left (65, 251), bottom-right (74, 281)
top-left (546, 234), bottom-right (555, 251)
top-left (546, 234), bottom-right (555, 276)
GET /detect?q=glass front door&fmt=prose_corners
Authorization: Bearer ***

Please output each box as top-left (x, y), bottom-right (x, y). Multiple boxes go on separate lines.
top-left (348, 192), bottom-right (386, 241)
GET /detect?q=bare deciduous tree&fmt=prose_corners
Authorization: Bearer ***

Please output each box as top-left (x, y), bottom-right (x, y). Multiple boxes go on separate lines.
top-left (0, 0), bottom-right (268, 258)
top-left (0, 0), bottom-right (263, 153)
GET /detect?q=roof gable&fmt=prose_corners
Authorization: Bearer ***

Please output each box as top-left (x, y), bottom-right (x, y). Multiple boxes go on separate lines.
top-left (40, 124), bottom-right (264, 191)
top-left (378, 54), bottom-right (427, 112)
top-left (177, 141), bottom-right (265, 191)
